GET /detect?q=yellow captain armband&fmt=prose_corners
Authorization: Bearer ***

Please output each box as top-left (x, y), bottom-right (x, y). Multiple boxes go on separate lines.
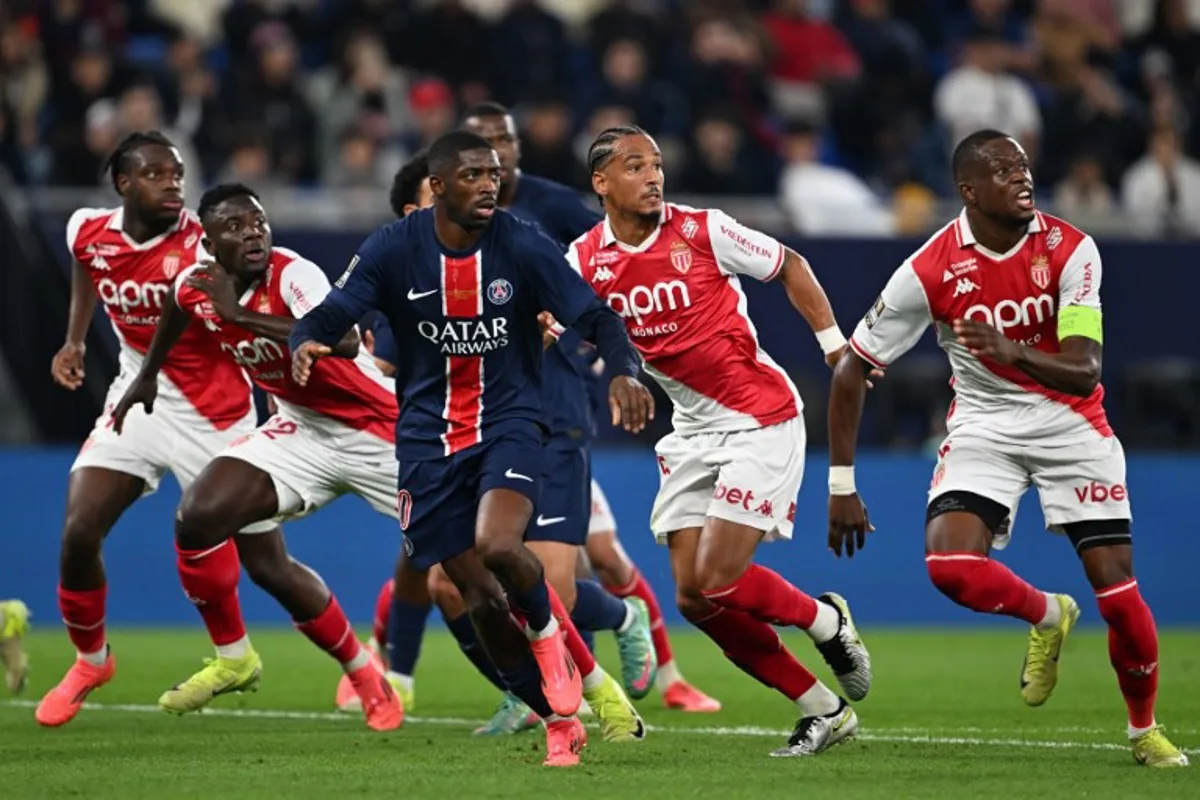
top-left (1058, 305), bottom-right (1103, 344)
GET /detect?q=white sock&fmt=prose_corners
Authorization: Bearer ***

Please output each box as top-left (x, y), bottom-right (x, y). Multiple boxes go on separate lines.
top-left (386, 670), bottom-right (414, 693)
top-left (804, 600), bottom-right (841, 644)
top-left (655, 659), bottom-right (683, 692)
top-left (343, 647), bottom-right (372, 674)
top-left (1036, 594), bottom-right (1062, 630)
top-left (215, 636), bottom-right (250, 660)
top-left (1129, 721), bottom-right (1156, 740)
top-left (526, 616), bottom-right (559, 641)
top-left (796, 681), bottom-right (842, 718)
top-left (617, 602), bottom-right (635, 633)
top-left (581, 665), bottom-right (605, 691)
top-left (78, 645), bottom-right (108, 667)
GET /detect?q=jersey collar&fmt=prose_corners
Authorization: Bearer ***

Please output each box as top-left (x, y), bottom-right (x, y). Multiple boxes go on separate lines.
top-left (107, 207), bottom-right (186, 251)
top-left (601, 205), bottom-right (674, 253)
top-left (953, 207), bottom-right (1045, 249)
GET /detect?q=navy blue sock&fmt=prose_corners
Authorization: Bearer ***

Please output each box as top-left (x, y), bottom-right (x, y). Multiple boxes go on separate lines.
top-left (505, 570), bottom-right (552, 632)
top-left (572, 579), bottom-right (628, 632)
top-left (496, 654), bottom-right (553, 718)
top-left (385, 596), bottom-right (431, 676)
top-left (446, 613), bottom-right (508, 693)
top-left (579, 627), bottom-right (596, 653)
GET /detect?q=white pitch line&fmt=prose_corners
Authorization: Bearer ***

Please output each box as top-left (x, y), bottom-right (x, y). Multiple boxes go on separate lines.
top-left (3, 700), bottom-right (1194, 755)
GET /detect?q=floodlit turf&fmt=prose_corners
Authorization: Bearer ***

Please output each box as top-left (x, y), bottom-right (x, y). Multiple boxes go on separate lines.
top-left (0, 627), bottom-right (1196, 799)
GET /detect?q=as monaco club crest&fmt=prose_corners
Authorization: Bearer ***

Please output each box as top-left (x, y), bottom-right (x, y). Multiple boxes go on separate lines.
top-left (162, 251), bottom-right (183, 279)
top-left (1030, 255), bottom-right (1050, 290)
top-left (669, 241), bottom-right (692, 274)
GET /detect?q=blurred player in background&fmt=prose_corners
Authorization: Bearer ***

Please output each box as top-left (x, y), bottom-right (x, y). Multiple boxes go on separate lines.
top-left (569, 125), bottom-right (872, 758)
top-left (828, 130), bottom-right (1187, 768)
top-left (0, 599), bottom-right (31, 694)
top-left (114, 184), bottom-right (402, 730)
top-left (291, 130), bottom-right (655, 766)
top-left (37, 132), bottom-right (258, 728)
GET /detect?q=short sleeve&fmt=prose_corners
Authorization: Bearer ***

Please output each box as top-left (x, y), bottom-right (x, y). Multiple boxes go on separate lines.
top-left (280, 257), bottom-right (333, 318)
top-left (1057, 235), bottom-right (1101, 311)
top-left (848, 261), bottom-right (933, 369)
top-left (172, 264), bottom-right (203, 315)
top-left (706, 208), bottom-right (786, 281)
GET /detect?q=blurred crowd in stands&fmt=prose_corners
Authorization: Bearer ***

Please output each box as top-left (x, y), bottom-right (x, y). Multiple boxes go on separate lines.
top-left (2, 0), bottom-right (1199, 236)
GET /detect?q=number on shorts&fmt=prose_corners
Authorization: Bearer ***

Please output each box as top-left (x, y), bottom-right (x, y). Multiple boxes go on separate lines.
top-left (259, 417), bottom-right (298, 440)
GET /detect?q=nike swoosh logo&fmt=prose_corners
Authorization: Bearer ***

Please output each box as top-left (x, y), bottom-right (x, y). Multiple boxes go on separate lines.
top-left (504, 468), bottom-right (533, 482)
top-left (407, 288), bottom-right (438, 300)
top-left (536, 515), bottom-right (566, 527)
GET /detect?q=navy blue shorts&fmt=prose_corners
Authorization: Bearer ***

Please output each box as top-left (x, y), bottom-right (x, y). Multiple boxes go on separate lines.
top-left (525, 445), bottom-right (590, 546)
top-left (397, 430), bottom-right (543, 571)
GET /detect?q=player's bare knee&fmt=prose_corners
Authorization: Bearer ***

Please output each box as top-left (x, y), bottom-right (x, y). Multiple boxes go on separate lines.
top-left (60, 509), bottom-right (106, 555)
top-left (428, 569), bottom-right (462, 609)
top-left (174, 490), bottom-right (231, 547)
top-left (676, 591), bottom-right (714, 623)
top-left (474, 531), bottom-right (520, 573)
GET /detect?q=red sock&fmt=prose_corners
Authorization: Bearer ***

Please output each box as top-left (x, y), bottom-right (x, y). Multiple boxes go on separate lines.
top-left (58, 584), bottom-right (107, 655)
top-left (686, 604), bottom-right (817, 700)
top-left (373, 579), bottom-right (394, 648)
top-left (545, 582), bottom-right (597, 676)
top-left (176, 540), bottom-right (246, 646)
top-left (926, 552), bottom-right (1047, 624)
top-left (701, 564), bottom-right (819, 628)
top-left (1096, 579), bottom-right (1158, 729)
top-left (296, 596), bottom-right (364, 666)
top-left (607, 569), bottom-right (674, 666)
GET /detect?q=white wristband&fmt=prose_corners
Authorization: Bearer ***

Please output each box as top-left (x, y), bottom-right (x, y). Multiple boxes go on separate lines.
top-left (829, 465), bottom-right (856, 496)
top-left (815, 326), bottom-right (847, 355)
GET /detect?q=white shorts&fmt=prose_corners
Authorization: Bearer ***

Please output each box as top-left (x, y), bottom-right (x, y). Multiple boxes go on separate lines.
top-left (587, 479), bottom-right (617, 536)
top-left (649, 416), bottom-right (806, 544)
top-left (72, 379), bottom-right (255, 495)
top-left (929, 429), bottom-right (1131, 537)
top-left (220, 411), bottom-right (399, 533)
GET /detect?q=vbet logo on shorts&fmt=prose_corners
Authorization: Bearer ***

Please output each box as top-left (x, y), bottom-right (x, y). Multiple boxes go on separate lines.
top-left (712, 482), bottom-right (775, 517)
top-left (1074, 481), bottom-right (1127, 504)
top-left (963, 293), bottom-right (1055, 333)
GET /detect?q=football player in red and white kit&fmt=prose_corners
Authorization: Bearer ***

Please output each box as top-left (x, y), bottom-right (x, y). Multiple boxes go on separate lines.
top-left (828, 130), bottom-right (1188, 768)
top-left (567, 126), bottom-right (871, 757)
top-left (113, 184), bottom-right (402, 730)
top-left (37, 133), bottom-right (257, 727)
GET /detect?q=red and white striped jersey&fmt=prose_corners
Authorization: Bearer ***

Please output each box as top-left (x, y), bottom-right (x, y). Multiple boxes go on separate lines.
top-left (67, 206), bottom-right (252, 430)
top-left (850, 209), bottom-right (1111, 443)
top-left (567, 203), bottom-right (801, 435)
top-left (175, 247), bottom-right (398, 443)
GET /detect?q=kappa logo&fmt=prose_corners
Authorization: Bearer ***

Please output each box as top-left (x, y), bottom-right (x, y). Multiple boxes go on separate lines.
top-left (90, 254), bottom-right (111, 271)
top-left (953, 278), bottom-right (980, 297)
top-left (594, 266), bottom-right (616, 282)
top-left (1030, 255), bottom-right (1051, 290)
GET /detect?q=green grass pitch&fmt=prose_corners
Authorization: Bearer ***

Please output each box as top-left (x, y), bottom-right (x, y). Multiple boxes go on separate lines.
top-left (1, 627), bottom-right (1196, 799)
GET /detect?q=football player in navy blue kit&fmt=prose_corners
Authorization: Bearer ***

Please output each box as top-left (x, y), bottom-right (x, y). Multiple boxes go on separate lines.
top-left (290, 131), bottom-right (653, 767)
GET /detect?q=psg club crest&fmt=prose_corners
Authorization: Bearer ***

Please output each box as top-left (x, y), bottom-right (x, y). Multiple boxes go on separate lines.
top-left (162, 250), bottom-right (183, 279)
top-left (487, 278), bottom-right (513, 306)
top-left (669, 241), bottom-right (692, 274)
top-left (1030, 255), bottom-right (1050, 290)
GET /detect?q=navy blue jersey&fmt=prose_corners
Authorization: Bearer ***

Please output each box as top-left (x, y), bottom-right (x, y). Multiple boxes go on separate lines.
top-left (508, 174), bottom-right (604, 446)
top-left (290, 208), bottom-right (637, 462)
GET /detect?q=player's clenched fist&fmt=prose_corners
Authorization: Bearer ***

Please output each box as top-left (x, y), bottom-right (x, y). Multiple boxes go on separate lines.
top-left (828, 493), bottom-right (874, 558)
top-left (292, 340), bottom-right (332, 386)
top-left (953, 319), bottom-right (1021, 364)
top-left (609, 375), bottom-right (654, 434)
top-left (51, 342), bottom-right (86, 390)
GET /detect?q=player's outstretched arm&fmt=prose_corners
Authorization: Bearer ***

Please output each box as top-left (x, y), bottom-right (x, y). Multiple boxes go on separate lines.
top-left (777, 248), bottom-right (849, 366)
top-left (827, 352), bottom-right (874, 558)
top-left (51, 259), bottom-right (97, 390)
top-left (112, 292), bottom-right (190, 433)
top-left (952, 320), bottom-right (1101, 397)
